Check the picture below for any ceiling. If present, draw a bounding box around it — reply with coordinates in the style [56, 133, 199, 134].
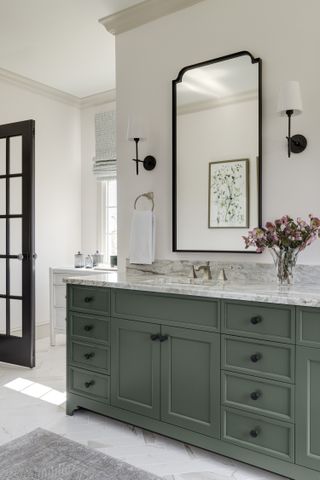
[0, 0, 143, 98]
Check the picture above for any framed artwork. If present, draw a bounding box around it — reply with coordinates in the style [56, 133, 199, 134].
[208, 158, 249, 228]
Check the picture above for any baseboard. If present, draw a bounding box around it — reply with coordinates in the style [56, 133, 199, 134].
[10, 322, 50, 340]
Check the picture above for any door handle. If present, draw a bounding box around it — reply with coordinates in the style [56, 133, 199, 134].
[159, 335, 169, 342]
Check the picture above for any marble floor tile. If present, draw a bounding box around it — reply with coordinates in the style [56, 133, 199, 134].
[0, 336, 287, 479]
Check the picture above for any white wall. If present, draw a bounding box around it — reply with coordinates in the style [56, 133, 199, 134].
[80, 100, 116, 255]
[116, 0, 320, 270]
[0, 79, 81, 328]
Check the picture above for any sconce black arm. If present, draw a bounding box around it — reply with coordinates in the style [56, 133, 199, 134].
[132, 137, 157, 175]
[286, 110, 307, 158]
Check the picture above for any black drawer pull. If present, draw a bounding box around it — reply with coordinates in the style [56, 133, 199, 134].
[250, 353, 262, 363]
[150, 334, 160, 341]
[84, 325, 94, 332]
[84, 296, 93, 303]
[159, 335, 169, 342]
[250, 390, 262, 401]
[84, 380, 95, 388]
[250, 428, 260, 438]
[84, 352, 95, 360]
[251, 316, 262, 325]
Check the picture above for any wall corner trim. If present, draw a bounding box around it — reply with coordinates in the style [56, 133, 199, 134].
[99, 0, 206, 35]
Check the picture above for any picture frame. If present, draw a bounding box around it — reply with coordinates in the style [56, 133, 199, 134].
[208, 158, 249, 228]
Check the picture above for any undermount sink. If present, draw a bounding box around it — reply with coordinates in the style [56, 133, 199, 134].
[139, 276, 219, 287]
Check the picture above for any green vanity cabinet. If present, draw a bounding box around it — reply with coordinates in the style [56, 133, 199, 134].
[110, 318, 161, 419]
[296, 346, 320, 471]
[66, 285, 320, 480]
[161, 326, 220, 437]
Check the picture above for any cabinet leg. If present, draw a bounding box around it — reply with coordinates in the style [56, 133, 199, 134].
[66, 402, 78, 416]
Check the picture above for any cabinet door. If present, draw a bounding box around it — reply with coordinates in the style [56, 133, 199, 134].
[111, 318, 160, 419]
[296, 346, 320, 471]
[161, 326, 220, 438]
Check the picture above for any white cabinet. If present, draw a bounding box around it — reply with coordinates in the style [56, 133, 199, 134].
[49, 267, 114, 345]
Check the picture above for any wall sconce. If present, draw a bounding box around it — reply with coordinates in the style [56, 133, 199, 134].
[277, 81, 307, 158]
[127, 116, 157, 175]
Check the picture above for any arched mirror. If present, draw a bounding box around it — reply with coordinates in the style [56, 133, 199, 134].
[172, 51, 262, 252]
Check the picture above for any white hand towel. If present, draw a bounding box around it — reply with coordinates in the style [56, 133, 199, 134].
[129, 210, 155, 264]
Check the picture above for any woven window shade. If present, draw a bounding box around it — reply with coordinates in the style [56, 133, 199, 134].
[93, 111, 116, 180]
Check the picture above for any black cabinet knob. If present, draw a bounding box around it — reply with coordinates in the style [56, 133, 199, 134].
[250, 353, 262, 363]
[250, 390, 261, 401]
[251, 316, 262, 325]
[159, 335, 169, 342]
[250, 428, 260, 438]
[84, 352, 95, 360]
[84, 380, 95, 388]
[150, 334, 160, 341]
[84, 325, 94, 332]
[84, 296, 93, 303]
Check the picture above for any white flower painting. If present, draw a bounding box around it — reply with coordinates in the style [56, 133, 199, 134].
[209, 159, 249, 228]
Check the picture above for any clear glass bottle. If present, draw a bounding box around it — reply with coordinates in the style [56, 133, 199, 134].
[74, 251, 85, 268]
[85, 255, 93, 269]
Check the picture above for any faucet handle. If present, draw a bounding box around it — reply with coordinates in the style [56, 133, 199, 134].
[189, 265, 196, 279]
[218, 268, 228, 282]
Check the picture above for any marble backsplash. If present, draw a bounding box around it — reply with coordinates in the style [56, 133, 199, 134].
[126, 259, 320, 285]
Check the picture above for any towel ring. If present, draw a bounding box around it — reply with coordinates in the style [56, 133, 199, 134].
[134, 192, 154, 211]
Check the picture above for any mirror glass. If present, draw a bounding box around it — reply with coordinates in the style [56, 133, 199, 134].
[173, 52, 261, 252]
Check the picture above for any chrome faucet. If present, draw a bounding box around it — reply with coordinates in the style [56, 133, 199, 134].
[193, 261, 212, 280]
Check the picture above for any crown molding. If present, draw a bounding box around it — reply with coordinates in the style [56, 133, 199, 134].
[80, 89, 116, 108]
[99, 0, 205, 35]
[0, 67, 80, 106]
[0, 67, 115, 109]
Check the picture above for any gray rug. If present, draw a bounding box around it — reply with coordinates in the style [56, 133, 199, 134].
[0, 428, 161, 479]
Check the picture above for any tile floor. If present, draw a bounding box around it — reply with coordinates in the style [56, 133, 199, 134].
[0, 336, 287, 480]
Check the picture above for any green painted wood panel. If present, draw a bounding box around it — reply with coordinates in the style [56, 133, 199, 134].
[222, 407, 294, 462]
[221, 371, 294, 422]
[161, 325, 220, 438]
[296, 346, 320, 471]
[69, 340, 110, 374]
[222, 335, 295, 383]
[297, 307, 320, 348]
[111, 317, 161, 419]
[68, 285, 110, 315]
[70, 311, 110, 344]
[69, 366, 110, 403]
[111, 289, 219, 330]
[222, 300, 295, 343]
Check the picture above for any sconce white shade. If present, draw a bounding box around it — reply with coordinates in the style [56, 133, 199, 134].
[277, 81, 303, 116]
[127, 115, 146, 141]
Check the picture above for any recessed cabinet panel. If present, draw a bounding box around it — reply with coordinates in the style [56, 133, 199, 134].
[69, 285, 110, 315]
[297, 307, 320, 348]
[296, 346, 320, 471]
[70, 312, 110, 344]
[69, 367, 110, 403]
[111, 318, 161, 419]
[222, 301, 295, 343]
[161, 326, 220, 438]
[112, 289, 219, 330]
[222, 335, 295, 383]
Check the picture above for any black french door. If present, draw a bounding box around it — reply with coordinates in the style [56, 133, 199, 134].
[0, 120, 35, 367]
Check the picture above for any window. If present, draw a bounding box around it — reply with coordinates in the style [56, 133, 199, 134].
[100, 177, 117, 263]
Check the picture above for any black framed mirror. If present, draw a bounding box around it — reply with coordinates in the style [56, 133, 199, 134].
[172, 51, 262, 253]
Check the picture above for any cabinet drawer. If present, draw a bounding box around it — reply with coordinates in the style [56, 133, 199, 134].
[69, 312, 110, 344]
[222, 371, 294, 422]
[70, 341, 110, 374]
[54, 286, 66, 308]
[69, 367, 110, 403]
[112, 289, 219, 330]
[68, 285, 110, 315]
[222, 301, 295, 343]
[297, 307, 320, 348]
[222, 335, 295, 383]
[222, 407, 294, 462]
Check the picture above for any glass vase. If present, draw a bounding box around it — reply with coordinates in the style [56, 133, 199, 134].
[269, 247, 300, 286]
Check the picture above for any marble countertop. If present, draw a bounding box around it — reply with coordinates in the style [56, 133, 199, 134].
[64, 271, 320, 308]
